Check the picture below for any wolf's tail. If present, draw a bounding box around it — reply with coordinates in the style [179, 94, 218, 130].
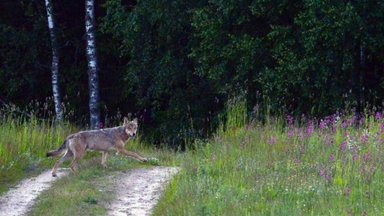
[46, 140, 67, 157]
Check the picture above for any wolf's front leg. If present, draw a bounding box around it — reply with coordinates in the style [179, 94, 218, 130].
[118, 148, 147, 162]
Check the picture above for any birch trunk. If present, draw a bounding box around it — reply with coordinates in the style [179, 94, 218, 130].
[44, 0, 63, 122]
[85, 0, 101, 129]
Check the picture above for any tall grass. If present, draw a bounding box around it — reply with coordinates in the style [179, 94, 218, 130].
[155, 103, 384, 215]
[0, 113, 76, 193]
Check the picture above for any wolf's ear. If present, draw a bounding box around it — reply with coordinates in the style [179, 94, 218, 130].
[123, 117, 129, 125]
[132, 118, 138, 124]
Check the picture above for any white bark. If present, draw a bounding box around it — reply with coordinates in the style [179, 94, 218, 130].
[45, 0, 63, 121]
[85, 0, 101, 129]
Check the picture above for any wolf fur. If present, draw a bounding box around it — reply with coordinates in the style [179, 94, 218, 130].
[46, 117, 147, 177]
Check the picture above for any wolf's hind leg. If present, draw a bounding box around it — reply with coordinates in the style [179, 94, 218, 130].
[68, 141, 86, 174]
[52, 150, 73, 177]
[101, 152, 108, 168]
[69, 154, 83, 174]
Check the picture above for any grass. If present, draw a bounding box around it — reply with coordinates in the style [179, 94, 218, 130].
[3, 102, 384, 215]
[154, 110, 384, 215]
[0, 114, 76, 194]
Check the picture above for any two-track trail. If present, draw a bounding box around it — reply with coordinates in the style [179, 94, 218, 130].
[0, 167, 179, 216]
[0, 169, 69, 216]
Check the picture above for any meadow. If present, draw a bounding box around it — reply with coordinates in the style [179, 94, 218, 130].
[155, 106, 384, 215]
[2, 103, 384, 215]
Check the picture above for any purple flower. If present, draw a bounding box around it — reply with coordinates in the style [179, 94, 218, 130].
[319, 120, 327, 130]
[341, 121, 348, 129]
[359, 117, 366, 126]
[363, 151, 371, 162]
[288, 129, 295, 139]
[305, 122, 314, 137]
[319, 167, 332, 182]
[319, 168, 326, 177]
[287, 115, 294, 126]
[360, 134, 369, 144]
[298, 131, 305, 142]
[339, 141, 347, 152]
[380, 123, 384, 132]
[375, 112, 382, 121]
[268, 136, 277, 146]
[353, 154, 358, 162]
[329, 154, 335, 162]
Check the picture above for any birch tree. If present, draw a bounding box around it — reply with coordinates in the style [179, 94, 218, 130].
[44, 0, 63, 121]
[85, 0, 101, 129]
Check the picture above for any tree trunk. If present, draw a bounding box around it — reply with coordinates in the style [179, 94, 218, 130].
[44, 0, 63, 122]
[85, 0, 101, 129]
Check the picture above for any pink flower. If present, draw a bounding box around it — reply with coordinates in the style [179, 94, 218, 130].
[305, 122, 314, 137]
[268, 136, 277, 146]
[363, 151, 371, 162]
[287, 115, 294, 126]
[319, 120, 327, 130]
[329, 154, 335, 162]
[380, 123, 384, 132]
[288, 129, 295, 139]
[360, 134, 369, 144]
[339, 141, 347, 152]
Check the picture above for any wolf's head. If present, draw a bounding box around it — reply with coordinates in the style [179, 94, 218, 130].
[123, 117, 138, 138]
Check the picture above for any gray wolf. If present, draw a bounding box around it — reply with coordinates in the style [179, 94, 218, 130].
[46, 117, 147, 177]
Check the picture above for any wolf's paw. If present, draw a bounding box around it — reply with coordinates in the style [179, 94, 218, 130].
[146, 157, 160, 166]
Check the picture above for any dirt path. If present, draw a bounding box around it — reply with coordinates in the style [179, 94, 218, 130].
[107, 167, 179, 216]
[0, 168, 69, 216]
[0, 167, 179, 216]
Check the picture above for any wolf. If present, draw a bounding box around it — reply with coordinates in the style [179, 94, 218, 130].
[46, 117, 147, 177]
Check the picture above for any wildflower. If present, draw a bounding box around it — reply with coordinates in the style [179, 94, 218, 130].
[380, 123, 384, 132]
[305, 122, 314, 137]
[319, 167, 332, 182]
[298, 130, 304, 142]
[341, 121, 348, 129]
[319, 120, 327, 130]
[329, 154, 335, 162]
[360, 130, 369, 144]
[287, 115, 294, 126]
[268, 136, 277, 146]
[319, 168, 325, 177]
[288, 129, 295, 139]
[375, 112, 382, 121]
[352, 154, 358, 162]
[339, 141, 347, 152]
[360, 134, 368, 144]
[359, 117, 366, 126]
[363, 151, 371, 163]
